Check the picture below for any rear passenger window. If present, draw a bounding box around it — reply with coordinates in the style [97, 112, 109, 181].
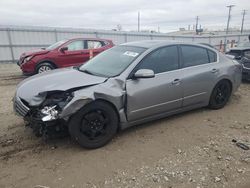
[208, 50, 217, 62]
[87, 41, 103, 49]
[181, 46, 209, 67]
[137, 46, 179, 74]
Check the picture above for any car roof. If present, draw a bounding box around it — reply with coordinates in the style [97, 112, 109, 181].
[67, 38, 112, 42]
[120, 40, 214, 50]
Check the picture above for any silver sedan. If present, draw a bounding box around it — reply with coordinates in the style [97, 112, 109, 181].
[14, 41, 242, 148]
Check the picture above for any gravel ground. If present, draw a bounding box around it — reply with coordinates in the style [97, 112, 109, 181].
[0, 63, 250, 188]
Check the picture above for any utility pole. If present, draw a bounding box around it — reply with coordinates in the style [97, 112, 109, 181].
[138, 11, 140, 32]
[224, 5, 235, 52]
[226, 5, 235, 34]
[195, 16, 199, 34]
[241, 10, 247, 34]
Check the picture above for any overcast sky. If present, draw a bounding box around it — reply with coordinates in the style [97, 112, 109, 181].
[0, 0, 249, 32]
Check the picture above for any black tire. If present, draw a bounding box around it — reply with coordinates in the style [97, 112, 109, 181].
[36, 62, 55, 74]
[209, 80, 232, 109]
[68, 101, 118, 149]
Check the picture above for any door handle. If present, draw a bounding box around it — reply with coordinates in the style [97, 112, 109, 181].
[211, 68, 219, 73]
[172, 79, 181, 85]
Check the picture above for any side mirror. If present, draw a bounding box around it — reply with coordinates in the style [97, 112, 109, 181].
[60, 46, 68, 53]
[133, 69, 155, 79]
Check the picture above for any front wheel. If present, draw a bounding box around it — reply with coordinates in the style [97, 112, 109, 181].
[68, 101, 118, 149]
[36, 62, 55, 74]
[209, 80, 232, 109]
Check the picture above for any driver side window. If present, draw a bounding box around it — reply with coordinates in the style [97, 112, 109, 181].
[136, 45, 179, 74]
[67, 40, 85, 51]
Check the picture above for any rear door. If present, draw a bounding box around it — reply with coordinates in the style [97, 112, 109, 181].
[126, 45, 183, 122]
[179, 45, 218, 107]
[86, 40, 105, 58]
[57, 40, 89, 67]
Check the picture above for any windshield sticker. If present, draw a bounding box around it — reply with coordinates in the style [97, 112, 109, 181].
[123, 51, 139, 57]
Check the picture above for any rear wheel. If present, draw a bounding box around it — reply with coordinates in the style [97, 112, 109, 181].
[209, 80, 232, 109]
[68, 101, 118, 149]
[36, 62, 55, 74]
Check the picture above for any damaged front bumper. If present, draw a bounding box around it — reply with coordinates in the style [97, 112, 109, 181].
[14, 95, 59, 122]
[13, 95, 68, 137]
[24, 116, 63, 137]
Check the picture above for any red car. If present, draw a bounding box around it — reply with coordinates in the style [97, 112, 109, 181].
[17, 38, 114, 75]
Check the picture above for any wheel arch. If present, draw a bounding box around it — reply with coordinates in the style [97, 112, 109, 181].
[94, 99, 121, 130]
[67, 98, 120, 149]
[208, 78, 233, 108]
[206, 77, 233, 104]
[214, 78, 233, 92]
[36, 59, 57, 70]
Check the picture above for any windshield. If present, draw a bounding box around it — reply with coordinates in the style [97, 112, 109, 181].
[46, 40, 67, 50]
[79, 46, 146, 77]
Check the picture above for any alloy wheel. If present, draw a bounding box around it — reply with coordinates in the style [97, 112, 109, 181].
[214, 83, 230, 105]
[80, 110, 109, 140]
[38, 65, 52, 73]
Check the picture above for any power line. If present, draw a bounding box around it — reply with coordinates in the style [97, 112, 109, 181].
[241, 10, 247, 34]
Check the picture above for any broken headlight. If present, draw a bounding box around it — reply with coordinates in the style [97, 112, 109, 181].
[22, 55, 33, 64]
[41, 105, 58, 121]
[40, 91, 73, 122]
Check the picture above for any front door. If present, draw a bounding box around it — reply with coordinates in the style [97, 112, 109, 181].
[57, 40, 89, 67]
[126, 45, 183, 122]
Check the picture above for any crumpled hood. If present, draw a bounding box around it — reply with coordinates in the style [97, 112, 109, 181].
[16, 67, 107, 106]
[20, 48, 50, 58]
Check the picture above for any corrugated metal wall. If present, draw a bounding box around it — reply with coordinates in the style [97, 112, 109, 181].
[0, 26, 249, 63]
